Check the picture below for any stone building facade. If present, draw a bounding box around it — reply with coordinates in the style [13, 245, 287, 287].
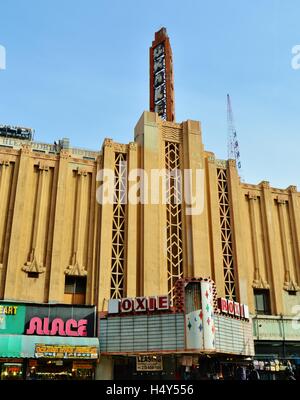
[0, 113, 299, 319]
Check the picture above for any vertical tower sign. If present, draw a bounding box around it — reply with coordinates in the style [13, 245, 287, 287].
[150, 28, 175, 122]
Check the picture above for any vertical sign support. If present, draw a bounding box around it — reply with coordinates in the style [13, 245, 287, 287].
[150, 28, 175, 122]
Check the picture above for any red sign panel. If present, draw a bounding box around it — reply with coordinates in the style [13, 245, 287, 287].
[218, 298, 249, 319]
[108, 295, 170, 314]
[26, 317, 88, 336]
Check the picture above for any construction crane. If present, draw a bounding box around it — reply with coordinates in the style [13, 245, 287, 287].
[227, 94, 242, 177]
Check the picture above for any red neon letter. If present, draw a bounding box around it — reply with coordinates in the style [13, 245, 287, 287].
[234, 302, 240, 317]
[26, 317, 43, 335]
[77, 319, 88, 336]
[121, 298, 133, 312]
[228, 300, 234, 315]
[148, 297, 157, 311]
[218, 298, 228, 314]
[240, 304, 245, 318]
[157, 296, 169, 310]
[42, 318, 50, 335]
[50, 318, 66, 336]
[134, 297, 147, 312]
[65, 319, 79, 336]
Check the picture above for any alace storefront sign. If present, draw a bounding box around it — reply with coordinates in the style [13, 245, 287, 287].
[218, 298, 249, 319]
[26, 317, 88, 336]
[108, 295, 170, 314]
[35, 344, 98, 359]
[25, 305, 96, 337]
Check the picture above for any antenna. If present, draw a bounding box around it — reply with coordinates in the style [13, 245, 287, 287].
[227, 94, 242, 177]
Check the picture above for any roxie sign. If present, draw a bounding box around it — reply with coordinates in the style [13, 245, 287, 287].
[218, 298, 250, 320]
[108, 295, 170, 314]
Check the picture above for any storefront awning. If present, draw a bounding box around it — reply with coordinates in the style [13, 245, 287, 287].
[0, 335, 99, 358]
[0, 335, 23, 357]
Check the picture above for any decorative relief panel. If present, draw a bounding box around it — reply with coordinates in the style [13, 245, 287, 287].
[246, 192, 269, 290]
[165, 141, 183, 302]
[110, 153, 127, 299]
[22, 165, 50, 275]
[215, 159, 227, 169]
[0, 161, 14, 270]
[113, 143, 128, 153]
[217, 168, 237, 301]
[275, 197, 299, 291]
[64, 168, 89, 277]
[162, 126, 183, 143]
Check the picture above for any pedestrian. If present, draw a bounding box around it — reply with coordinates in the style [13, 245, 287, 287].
[235, 365, 247, 380]
[248, 364, 260, 380]
[285, 368, 296, 381]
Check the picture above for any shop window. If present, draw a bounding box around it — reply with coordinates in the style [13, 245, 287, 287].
[64, 276, 86, 305]
[0, 363, 23, 380]
[254, 289, 271, 315]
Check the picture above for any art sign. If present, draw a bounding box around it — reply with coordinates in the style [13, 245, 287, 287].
[0, 305, 18, 315]
[0, 302, 26, 334]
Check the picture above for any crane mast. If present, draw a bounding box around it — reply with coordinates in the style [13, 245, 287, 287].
[227, 94, 242, 176]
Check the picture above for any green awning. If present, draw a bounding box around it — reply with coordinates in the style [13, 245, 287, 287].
[0, 335, 23, 357]
[0, 335, 99, 358]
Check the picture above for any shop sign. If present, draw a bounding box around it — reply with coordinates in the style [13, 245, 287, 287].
[181, 355, 193, 367]
[0, 305, 18, 315]
[0, 305, 18, 330]
[218, 298, 249, 319]
[108, 295, 170, 314]
[73, 362, 93, 369]
[136, 355, 163, 371]
[0, 302, 26, 334]
[34, 344, 98, 359]
[25, 305, 96, 337]
[26, 317, 88, 336]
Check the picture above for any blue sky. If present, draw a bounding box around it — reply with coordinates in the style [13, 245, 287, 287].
[0, 0, 300, 188]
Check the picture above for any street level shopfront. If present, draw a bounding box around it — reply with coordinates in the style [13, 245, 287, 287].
[0, 302, 99, 380]
[252, 315, 300, 380]
[253, 340, 300, 380]
[98, 278, 255, 380]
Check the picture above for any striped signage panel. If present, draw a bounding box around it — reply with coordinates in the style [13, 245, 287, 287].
[99, 313, 185, 353]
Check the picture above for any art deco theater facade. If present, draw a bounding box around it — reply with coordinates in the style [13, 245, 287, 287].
[0, 28, 299, 380]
